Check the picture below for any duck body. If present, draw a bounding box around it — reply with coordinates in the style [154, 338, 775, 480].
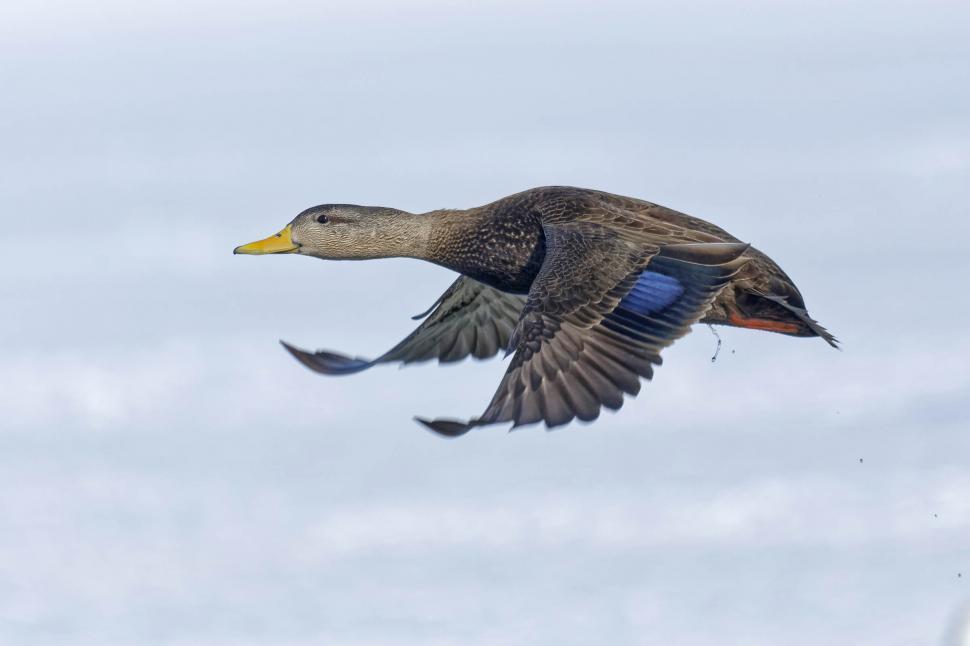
[421, 186, 830, 341]
[235, 185, 836, 436]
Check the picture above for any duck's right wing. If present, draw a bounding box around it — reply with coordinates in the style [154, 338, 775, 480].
[416, 222, 750, 436]
[280, 276, 527, 375]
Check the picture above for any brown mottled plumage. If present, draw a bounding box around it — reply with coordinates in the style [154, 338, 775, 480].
[235, 186, 836, 436]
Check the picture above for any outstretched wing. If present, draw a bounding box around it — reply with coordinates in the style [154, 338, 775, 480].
[417, 223, 749, 436]
[281, 276, 527, 375]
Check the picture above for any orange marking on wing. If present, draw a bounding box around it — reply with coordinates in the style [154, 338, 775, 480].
[728, 313, 801, 334]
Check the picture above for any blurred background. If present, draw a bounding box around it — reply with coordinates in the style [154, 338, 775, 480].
[2, 0, 969, 644]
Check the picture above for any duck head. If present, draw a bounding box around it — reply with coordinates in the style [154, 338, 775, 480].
[234, 204, 422, 260]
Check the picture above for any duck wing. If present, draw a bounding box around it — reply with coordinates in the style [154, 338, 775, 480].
[280, 276, 527, 375]
[416, 222, 750, 436]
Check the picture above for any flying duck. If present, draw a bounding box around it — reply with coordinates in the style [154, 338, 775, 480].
[235, 186, 836, 436]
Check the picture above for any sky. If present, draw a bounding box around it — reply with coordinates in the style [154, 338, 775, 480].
[1, 0, 969, 644]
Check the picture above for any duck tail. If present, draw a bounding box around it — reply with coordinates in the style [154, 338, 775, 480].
[702, 251, 839, 348]
[732, 288, 840, 348]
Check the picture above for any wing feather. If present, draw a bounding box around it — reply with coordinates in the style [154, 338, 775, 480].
[282, 277, 527, 375]
[417, 224, 750, 436]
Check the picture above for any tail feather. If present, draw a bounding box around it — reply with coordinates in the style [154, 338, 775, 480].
[750, 290, 839, 348]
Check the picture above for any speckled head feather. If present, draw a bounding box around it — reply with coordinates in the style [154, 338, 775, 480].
[288, 204, 432, 261]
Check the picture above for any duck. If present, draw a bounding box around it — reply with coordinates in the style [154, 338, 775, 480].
[234, 186, 836, 436]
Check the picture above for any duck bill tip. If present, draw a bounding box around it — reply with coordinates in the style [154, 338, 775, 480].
[234, 224, 299, 255]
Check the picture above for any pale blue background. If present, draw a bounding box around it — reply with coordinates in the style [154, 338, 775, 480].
[2, 1, 969, 644]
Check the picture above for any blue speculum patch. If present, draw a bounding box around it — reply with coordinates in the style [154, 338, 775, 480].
[618, 271, 685, 315]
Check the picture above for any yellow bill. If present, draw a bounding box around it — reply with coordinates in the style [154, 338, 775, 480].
[233, 224, 299, 255]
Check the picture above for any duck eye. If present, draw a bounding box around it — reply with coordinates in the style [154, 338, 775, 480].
[316, 214, 330, 224]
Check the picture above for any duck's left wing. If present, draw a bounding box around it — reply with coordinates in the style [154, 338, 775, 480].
[417, 223, 750, 436]
[280, 276, 527, 375]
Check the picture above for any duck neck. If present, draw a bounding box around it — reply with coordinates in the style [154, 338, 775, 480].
[364, 207, 543, 293]
[341, 209, 437, 260]
[341, 208, 488, 261]
[418, 208, 490, 265]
